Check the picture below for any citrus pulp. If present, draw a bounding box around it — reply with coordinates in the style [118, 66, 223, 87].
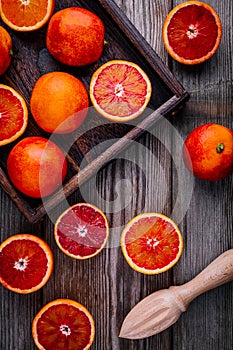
[54, 203, 109, 259]
[121, 213, 183, 274]
[0, 234, 53, 294]
[32, 299, 95, 350]
[0, 84, 28, 146]
[162, 1, 222, 64]
[90, 60, 152, 122]
[0, 0, 55, 31]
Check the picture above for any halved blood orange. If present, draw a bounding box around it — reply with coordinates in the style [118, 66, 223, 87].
[0, 234, 53, 294]
[162, 1, 222, 65]
[0, 84, 28, 146]
[90, 60, 152, 122]
[54, 203, 109, 260]
[0, 0, 55, 32]
[121, 213, 183, 274]
[32, 299, 95, 350]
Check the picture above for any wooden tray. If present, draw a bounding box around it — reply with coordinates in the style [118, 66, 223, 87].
[0, 0, 189, 223]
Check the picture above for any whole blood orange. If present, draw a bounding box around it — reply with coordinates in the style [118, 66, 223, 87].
[0, 0, 55, 31]
[46, 7, 105, 66]
[90, 60, 152, 122]
[0, 84, 28, 146]
[54, 203, 109, 259]
[7, 136, 68, 198]
[0, 234, 53, 294]
[162, 1, 222, 64]
[183, 123, 233, 181]
[30, 72, 89, 134]
[0, 26, 12, 75]
[121, 213, 183, 275]
[32, 299, 95, 350]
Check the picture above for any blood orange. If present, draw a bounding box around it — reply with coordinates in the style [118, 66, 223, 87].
[0, 0, 55, 32]
[183, 123, 233, 181]
[162, 1, 222, 65]
[121, 213, 183, 274]
[7, 136, 67, 198]
[54, 203, 109, 260]
[30, 72, 89, 134]
[0, 84, 28, 146]
[46, 7, 105, 66]
[32, 299, 95, 350]
[0, 26, 12, 75]
[90, 60, 152, 122]
[0, 234, 53, 294]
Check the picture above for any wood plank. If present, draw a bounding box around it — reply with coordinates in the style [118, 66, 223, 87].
[171, 0, 233, 349]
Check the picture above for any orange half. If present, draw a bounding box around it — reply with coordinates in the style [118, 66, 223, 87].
[0, 0, 55, 32]
[121, 213, 183, 274]
[162, 1, 222, 65]
[54, 203, 109, 260]
[0, 234, 53, 294]
[90, 60, 152, 122]
[0, 84, 28, 146]
[32, 299, 95, 350]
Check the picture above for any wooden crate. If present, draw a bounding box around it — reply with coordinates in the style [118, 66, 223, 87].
[0, 0, 189, 223]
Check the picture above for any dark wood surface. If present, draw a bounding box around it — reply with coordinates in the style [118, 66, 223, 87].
[0, 0, 232, 349]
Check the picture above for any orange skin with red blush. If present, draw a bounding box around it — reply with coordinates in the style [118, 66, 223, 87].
[0, 26, 12, 75]
[7, 136, 67, 198]
[46, 7, 105, 66]
[183, 123, 233, 181]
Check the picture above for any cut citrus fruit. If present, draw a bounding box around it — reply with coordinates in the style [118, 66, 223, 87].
[54, 203, 109, 260]
[90, 60, 152, 122]
[121, 213, 183, 274]
[0, 84, 28, 146]
[0, 234, 53, 294]
[162, 1, 222, 65]
[32, 299, 95, 350]
[0, 0, 55, 32]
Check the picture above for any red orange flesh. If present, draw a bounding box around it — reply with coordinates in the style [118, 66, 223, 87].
[54, 203, 109, 259]
[0, 234, 53, 294]
[121, 213, 183, 274]
[90, 60, 152, 122]
[0, 0, 55, 31]
[0, 84, 28, 146]
[162, 1, 222, 64]
[32, 299, 95, 350]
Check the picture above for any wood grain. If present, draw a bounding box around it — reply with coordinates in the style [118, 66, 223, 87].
[0, 0, 232, 350]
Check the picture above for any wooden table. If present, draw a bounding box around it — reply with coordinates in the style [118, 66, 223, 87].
[1, 0, 232, 349]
